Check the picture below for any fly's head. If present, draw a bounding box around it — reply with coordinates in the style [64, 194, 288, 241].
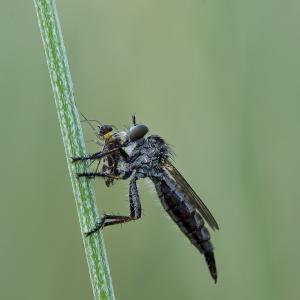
[128, 124, 149, 141]
[127, 114, 149, 142]
[120, 115, 149, 158]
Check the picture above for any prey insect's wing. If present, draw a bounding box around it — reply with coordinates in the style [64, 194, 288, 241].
[164, 160, 219, 231]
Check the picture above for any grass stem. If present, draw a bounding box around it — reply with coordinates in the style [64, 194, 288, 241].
[33, 1, 116, 299]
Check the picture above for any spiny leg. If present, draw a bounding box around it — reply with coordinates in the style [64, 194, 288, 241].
[77, 171, 130, 180]
[72, 148, 120, 162]
[77, 171, 107, 179]
[128, 175, 141, 219]
[72, 150, 102, 162]
[85, 176, 141, 236]
[85, 215, 132, 236]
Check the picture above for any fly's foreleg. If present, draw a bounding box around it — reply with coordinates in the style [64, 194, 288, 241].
[72, 148, 120, 162]
[85, 176, 141, 236]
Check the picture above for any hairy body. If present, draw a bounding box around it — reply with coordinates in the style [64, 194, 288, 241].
[74, 119, 219, 282]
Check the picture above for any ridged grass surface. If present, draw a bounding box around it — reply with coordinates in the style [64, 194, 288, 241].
[33, 1, 115, 299]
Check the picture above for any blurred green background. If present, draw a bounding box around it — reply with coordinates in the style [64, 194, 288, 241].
[1, 1, 299, 299]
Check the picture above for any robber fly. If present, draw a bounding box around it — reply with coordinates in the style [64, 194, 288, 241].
[73, 115, 219, 283]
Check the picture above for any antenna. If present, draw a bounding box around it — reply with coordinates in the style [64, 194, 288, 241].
[79, 111, 101, 136]
[132, 113, 136, 126]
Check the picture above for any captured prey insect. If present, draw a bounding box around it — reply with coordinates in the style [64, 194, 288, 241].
[72, 115, 219, 283]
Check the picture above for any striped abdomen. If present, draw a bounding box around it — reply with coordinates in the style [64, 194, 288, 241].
[153, 176, 217, 283]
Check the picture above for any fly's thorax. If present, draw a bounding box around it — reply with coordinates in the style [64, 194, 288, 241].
[120, 134, 170, 178]
[146, 135, 170, 158]
[125, 140, 163, 175]
[122, 141, 137, 157]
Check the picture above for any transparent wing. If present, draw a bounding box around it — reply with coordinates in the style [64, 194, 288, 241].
[164, 160, 219, 231]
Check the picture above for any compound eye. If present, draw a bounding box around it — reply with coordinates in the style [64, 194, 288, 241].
[128, 124, 148, 141]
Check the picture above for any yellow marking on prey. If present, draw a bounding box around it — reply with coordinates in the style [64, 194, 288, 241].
[103, 132, 113, 140]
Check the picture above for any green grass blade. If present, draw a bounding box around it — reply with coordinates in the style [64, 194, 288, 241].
[33, 1, 116, 299]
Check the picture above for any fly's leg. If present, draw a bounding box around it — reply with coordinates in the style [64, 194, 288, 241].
[85, 139, 104, 147]
[72, 148, 120, 162]
[85, 215, 132, 236]
[128, 175, 142, 219]
[76, 171, 130, 180]
[85, 176, 141, 236]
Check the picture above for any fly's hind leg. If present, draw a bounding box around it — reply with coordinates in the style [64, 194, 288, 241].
[85, 176, 141, 236]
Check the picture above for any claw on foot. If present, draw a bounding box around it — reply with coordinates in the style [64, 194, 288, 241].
[84, 220, 105, 237]
[71, 157, 80, 163]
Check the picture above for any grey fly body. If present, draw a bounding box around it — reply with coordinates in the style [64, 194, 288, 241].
[73, 115, 219, 283]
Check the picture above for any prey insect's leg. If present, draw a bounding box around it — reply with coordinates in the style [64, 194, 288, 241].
[85, 176, 142, 236]
[86, 139, 104, 147]
[72, 148, 120, 162]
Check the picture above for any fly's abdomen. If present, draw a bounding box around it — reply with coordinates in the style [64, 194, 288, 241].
[154, 179, 217, 282]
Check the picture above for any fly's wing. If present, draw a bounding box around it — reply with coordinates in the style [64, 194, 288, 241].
[164, 160, 219, 231]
